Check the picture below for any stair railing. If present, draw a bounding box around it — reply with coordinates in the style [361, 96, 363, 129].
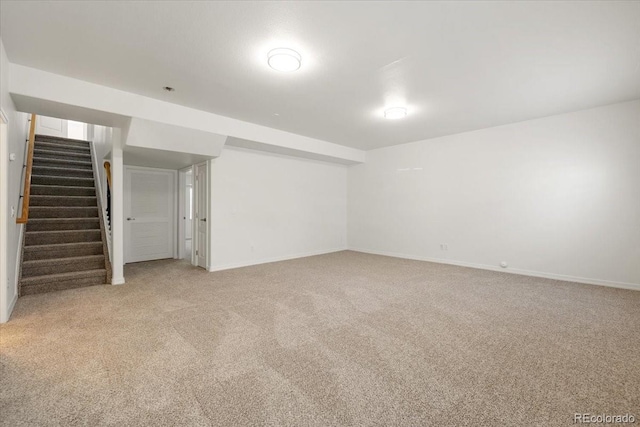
[104, 161, 111, 192]
[103, 160, 112, 255]
[16, 114, 37, 224]
[104, 161, 111, 230]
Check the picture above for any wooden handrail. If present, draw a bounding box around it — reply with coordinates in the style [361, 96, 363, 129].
[104, 161, 111, 189]
[16, 114, 37, 224]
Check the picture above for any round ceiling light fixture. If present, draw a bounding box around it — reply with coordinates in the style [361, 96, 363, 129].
[268, 48, 302, 72]
[384, 107, 408, 120]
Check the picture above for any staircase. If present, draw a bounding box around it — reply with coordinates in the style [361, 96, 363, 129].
[19, 134, 110, 296]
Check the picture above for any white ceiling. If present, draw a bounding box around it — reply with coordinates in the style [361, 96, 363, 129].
[2, 1, 639, 150]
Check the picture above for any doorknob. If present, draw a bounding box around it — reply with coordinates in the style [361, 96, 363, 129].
[200, 218, 206, 222]
[127, 217, 136, 221]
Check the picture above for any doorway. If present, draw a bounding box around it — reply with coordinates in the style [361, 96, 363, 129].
[194, 162, 208, 269]
[178, 167, 194, 262]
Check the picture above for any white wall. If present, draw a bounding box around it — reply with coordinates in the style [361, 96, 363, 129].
[349, 100, 640, 289]
[0, 38, 29, 322]
[123, 118, 224, 169]
[89, 124, 113, 262]
[209, 147, 348, 271]
[90, 124, 112, 208]
[126, 118, 226, 157]
[110, 126, 126, 285]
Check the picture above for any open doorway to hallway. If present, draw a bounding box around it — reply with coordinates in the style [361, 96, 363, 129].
[185, 169, 193, 260]
[178, 163, 207, 269]
[178, 167, 193, 262]
[194, 162, 208, 270]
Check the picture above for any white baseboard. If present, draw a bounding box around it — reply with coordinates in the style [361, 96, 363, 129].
[348, 248, 640, 292]
[111, 277, 125, 285]
[208, 247, 348, 272]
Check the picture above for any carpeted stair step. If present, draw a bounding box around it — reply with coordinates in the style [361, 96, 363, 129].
[33, 148, 91, 161]
[25, 229, 102, 246]
[32, 156, 93, 170]
[30, 195, 98, 207]
[35, 138, 90, 150]
[23, 241, 104, 261]
[35, 135, 90, 146]
[27, 218, 101, 232]
[31, 175, 95, 187]
[20, 269, 107, 296]
[30, 184, 96, 197]
[35, 134, 90, 146]
[21, 255, 105, 278]
[29, 206, 99, 219]
[32, 165, 94, 178]
[35, 134, 91, 146]
[34, 141, 90, 154]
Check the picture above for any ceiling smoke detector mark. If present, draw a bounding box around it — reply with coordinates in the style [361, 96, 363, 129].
[163, 86, 175, 92]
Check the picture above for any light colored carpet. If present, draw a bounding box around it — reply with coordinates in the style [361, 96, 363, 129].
[1, 251, 639, 426]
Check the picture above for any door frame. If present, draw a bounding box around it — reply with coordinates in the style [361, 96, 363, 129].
[193, 162, 209, 269]
[123, 165, 178, 264]
[0, 110, 9, 323]
[177, 166, 194, 262]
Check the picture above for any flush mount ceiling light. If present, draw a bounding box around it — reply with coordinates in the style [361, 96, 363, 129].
[384, 107, 408, 120]
[268, 48, 302, 72]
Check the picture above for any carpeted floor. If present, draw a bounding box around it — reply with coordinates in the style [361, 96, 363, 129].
[1, 251, 639, 426]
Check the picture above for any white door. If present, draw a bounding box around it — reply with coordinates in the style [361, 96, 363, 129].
[36, 116, 68, 137]
[125, 167, 176, 263]
[194, 163, 207, 269]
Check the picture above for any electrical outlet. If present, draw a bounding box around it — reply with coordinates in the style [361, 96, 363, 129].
[10, 206, 15, 218]
[440, 244, 448, 251]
